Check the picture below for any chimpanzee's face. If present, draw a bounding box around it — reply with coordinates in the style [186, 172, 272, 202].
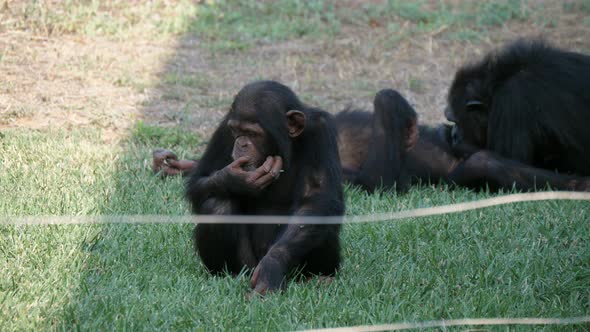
[227, 81, 307, 173]
[227, 118, 270, 171]
[446, 77, 489, 149]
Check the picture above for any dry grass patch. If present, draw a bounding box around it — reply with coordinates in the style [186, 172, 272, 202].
[1, 0, 589, 138]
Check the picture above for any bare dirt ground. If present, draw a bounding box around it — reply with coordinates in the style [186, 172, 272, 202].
[1, 1, 589, 143]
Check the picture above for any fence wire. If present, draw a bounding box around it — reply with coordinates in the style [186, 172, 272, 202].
[2, 191, 589, 225]
[302, 316, 590, 331]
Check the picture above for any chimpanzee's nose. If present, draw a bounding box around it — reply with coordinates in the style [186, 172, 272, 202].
[236, 136, 249, 148]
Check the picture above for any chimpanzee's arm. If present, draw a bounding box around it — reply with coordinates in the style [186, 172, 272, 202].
[448, 150, 590, 191]
[249, 189, 343, 295]
[185, 119, 236, 212]
[152, 149, 198, 177]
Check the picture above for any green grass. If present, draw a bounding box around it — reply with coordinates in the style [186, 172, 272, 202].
[1, 129, 589, 330]
[0, 0, 198, 38]
[187, 0, 340, 51]
[564, 0, 590, 13]
[2, 0, 577, 48]
[132, 121, 204, 151]
[338, 0, 535, 44]
[475, 0, 530, 26]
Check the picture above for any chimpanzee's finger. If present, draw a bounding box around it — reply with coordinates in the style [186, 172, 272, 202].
[250, 157, 274, 180]
[269, 156, 283, 179]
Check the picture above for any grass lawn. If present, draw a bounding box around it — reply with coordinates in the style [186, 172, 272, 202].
[1, 1, 590, 330]
[1, 128, 588, 330]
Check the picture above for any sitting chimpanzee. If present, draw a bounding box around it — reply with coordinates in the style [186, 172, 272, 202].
[445, 39, 590, 176]
[185, 80, 344, 295]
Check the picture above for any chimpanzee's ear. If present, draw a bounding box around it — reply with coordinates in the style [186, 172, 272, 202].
[286, 110, 305, 138]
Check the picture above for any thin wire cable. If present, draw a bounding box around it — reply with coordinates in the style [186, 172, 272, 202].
[1, 191, 588, 225]
[300, 316, 590, 332]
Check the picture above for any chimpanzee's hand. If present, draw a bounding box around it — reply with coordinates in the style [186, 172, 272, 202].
[249, 255, 286, 296]
[153, 149, 197, 176]
[219, 156, 283, 196]
[153, 149, 181, 176]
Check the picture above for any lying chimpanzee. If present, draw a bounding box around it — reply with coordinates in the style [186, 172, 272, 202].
[185, 80, 344, 295]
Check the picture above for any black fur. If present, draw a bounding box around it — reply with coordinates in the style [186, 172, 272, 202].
[447, 39, 590, 175]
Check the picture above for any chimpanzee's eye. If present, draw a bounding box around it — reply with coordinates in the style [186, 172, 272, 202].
[245, 130, 258, 137]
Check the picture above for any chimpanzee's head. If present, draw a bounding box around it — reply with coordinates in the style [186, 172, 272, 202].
[445, 65, 490, 149]
[227, 81, 306, 171]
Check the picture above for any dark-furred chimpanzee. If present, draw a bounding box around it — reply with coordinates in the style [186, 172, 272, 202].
[185, 80, 343, 295]
[445, 39, 590, 175]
